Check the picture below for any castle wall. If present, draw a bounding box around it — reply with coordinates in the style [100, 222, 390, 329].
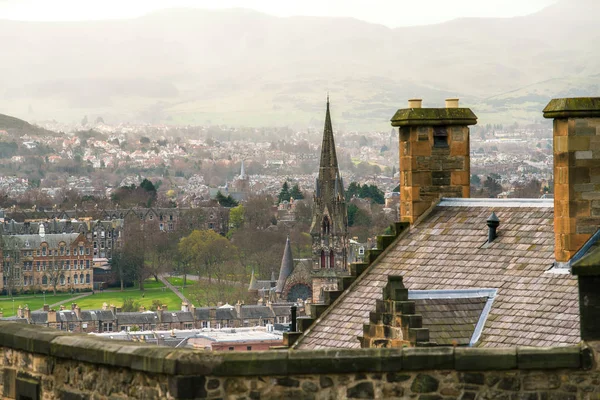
[0, 321, 594, 399]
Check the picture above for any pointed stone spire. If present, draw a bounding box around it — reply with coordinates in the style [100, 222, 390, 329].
[248, 268, 259, 291]
[240, 160, 246, 179]
[319, 96, 339, 179]
[276, 236, 294, 294]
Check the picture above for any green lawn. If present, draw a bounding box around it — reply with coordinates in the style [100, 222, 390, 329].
[55, 287, 183, 312]
[166, 277, 196, 287]
[136, 278, 165, 290]
[0, 294, 77, 317]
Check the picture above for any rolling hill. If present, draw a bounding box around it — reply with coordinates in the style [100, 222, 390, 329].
[0, 0, 598, 130]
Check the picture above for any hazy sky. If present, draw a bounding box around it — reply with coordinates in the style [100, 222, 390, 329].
[0, 0, 557, 27]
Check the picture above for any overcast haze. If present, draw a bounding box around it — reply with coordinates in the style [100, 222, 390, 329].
[0, 0, 597, 129]
[0, 0, 557, 27]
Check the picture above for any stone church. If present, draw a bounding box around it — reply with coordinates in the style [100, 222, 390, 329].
[248, 98, 350, 304]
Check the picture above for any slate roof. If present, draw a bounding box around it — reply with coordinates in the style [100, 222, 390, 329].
[415, 297, 487, 346]
[80, 310, 116, 322]
[30, 312, 48, 324]
[295, 199, 580, 349]
[160, 311, 194, 323]
[239, 305, 275, 320]
[117, 312, 159, 325]
[194, 308, 237, 321]
[3, 233, 83, 249]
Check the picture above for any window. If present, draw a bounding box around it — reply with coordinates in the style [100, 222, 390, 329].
[42, 261, 46, 270]
[79, 274, 84, 284]
[86, 248, 90, 255]
[159, 223, 164, 231]
[42, 275, 48, 285]
[66, 260, 70, 270]
[60, 246, 64, 255]
[41, 247, 46, 256]
[93, 241, 97, 249]
[103, 322, 113, 332]
[60, 275, 65, 285]
[79, 246, 84, 255]
[246, 346, 252, 351]
[85, 274, 90, 284]
[228, 347, 234, 351]
[36, 261, 40, 271]
[168, 223, 174, 231]
[66, 249, 70, 256]
[149, 214, 153, 220]
[74, 275, 78, 284]
[86, 260, 90, 269]
[433, 127, 448, 148]
[202, 321, 208, 328]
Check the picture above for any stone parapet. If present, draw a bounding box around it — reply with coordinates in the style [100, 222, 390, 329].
[0, 321, 595, 399]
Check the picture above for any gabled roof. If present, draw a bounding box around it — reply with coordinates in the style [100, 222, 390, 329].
[160, 311, 194, 323]
[295, 198, 580, 349]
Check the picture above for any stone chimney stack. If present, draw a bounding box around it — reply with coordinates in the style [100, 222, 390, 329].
[43, 304, 49, 312]
[17, 306, 23, 318]
[24, 306, 31, 321]
[47, 309, 57, 324]
[543, 98, 600, 263]
[74, 306, 81, 319]
[391, 99, 477, 224]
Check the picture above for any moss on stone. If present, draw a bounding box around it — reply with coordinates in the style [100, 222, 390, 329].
[390, 108, 477, 127]
[543, 97, 600, 119]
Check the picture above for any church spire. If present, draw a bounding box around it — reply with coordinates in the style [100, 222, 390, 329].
[240, 159, 246, 179]
[276, 236, 294, 294]
[319, 96, 339, 177]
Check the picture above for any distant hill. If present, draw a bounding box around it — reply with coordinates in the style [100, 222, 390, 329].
[0, 113, 33, 131]
[0, 113, 56, 136]
[0, 0, 598, 129]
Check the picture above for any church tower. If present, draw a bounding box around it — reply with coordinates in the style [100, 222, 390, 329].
[310, 97, 349, 303]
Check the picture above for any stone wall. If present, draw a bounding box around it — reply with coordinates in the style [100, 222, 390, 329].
[0, 322, 596, 399]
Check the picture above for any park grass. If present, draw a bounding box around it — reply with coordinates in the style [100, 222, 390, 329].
[54, 287, 183, 312]
[0, 294, 76, 317]
[166, 277, 196, 287]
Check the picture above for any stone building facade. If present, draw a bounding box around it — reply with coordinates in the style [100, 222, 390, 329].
[0, 226, 94, 294]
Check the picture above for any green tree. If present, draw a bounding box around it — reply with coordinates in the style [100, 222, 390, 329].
[215, 191, 239, 207]
[178, 230, 236, 284]
[470, 174, 481, 186]
[289, 184, 304, 200]
[121, 298, 141, 312]
[229, 204, 245, 233]
[278, 181, 291, 204]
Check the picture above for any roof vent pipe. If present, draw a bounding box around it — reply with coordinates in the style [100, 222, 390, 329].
[487, 212, 500, 243]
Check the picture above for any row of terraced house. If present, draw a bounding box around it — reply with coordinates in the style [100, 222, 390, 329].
[0, 301, 292, 333]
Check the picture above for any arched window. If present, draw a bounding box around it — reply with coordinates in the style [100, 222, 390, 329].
[74, 275, 78, 284]
[42, 275, 48, 285]
[320, 250, 325, 268]
[330, 250, 335, 269]
[60, 275, 65, 285]
[322, 217, 330, 235]
[79, 274, 84, 284]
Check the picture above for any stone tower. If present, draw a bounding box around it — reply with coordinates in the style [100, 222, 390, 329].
[310, 98, 349, 303]
[391, 98, 477, 224]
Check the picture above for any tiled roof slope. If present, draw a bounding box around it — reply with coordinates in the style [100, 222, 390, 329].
[296, 200, 579, 349]
[415, 297, 486, 346]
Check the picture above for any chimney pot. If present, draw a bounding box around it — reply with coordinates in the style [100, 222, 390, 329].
[445, 98, 459, 108]
[487, 212, 500, 243]
[408, 99, 422, 109]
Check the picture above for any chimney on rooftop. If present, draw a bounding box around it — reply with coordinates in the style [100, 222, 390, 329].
[408, 99, 422, 109]
[391, 99, 477, 224]
[43, 304, 49, 312]
[445, 98, 459, 108]
[543, 97, 600, 263]
[24, 306, 31, 321]
[487, 212, 500, 243]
